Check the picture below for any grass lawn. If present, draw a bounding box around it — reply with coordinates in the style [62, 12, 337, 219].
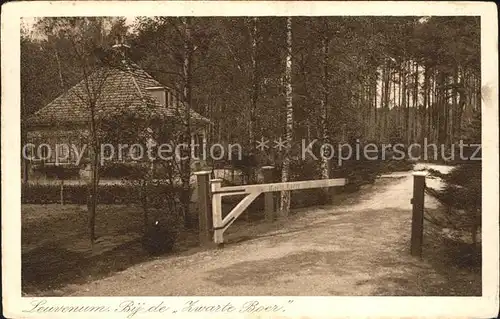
[22, 203, 198, 295]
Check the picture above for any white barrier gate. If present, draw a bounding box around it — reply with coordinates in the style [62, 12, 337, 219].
[210, 178, 346, 244]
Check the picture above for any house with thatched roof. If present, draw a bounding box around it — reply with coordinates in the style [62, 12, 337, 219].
[23, 42, 211, 180]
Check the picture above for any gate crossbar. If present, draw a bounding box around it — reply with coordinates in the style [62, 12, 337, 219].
[212, 178, 346, 194]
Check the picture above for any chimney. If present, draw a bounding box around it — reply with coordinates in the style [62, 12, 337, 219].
[112, 36, 131, 61]
[146, 87, 169, 107]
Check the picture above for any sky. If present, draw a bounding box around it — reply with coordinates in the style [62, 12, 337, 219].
[21, 16, 136, 31]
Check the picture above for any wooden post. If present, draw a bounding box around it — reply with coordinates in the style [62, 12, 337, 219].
[411, 172, 426, 257]
[211, 179, 224, 246]
[22, 159, 29, 183]
[193, 161, 201, 172]
[262, 166, 275, 222]
[195, 171, 212, 247]
[60, 179, 64, 205]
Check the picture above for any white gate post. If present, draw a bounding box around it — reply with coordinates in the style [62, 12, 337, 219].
[210, 179, 224, 245]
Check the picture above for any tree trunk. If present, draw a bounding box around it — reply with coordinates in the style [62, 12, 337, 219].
[398, 64, 402, 131]
[456, 67, 466, 135]
[85, 96, 100, 247]
[432, 68, 438, 143]
[21, 126, 29, 183]
[248, 17, 259, 186]
[380, 65, 385, 141]
[320, 32, 330, 180]
[280, 17, 293, 217]
[89, 149, 99, 245]
[413, 62, 419, 144]
[48, 33, 65, 91]
[451, 67, 458, 143]
[181, 17, 193, 228]
[475, 72, 481, 111]
[383, 61, 390, 142]
[405, 61, 411, 145]
[443, 75, 450, 145]
[391, 68, 396, 137]
[87, 136, 99, 247]
[401, 61, 407, 144]
[372, 70, 378, 141]
[249, 17, 258, 149]
[421, 65, 429, 149]
[54, 47, 65, 90]
[436, 71, 447, 148]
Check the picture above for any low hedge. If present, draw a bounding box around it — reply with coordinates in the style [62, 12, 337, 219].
[31, 163, 151, 180]
[31, 165, 81, 179]
[22, 183, 183, 205]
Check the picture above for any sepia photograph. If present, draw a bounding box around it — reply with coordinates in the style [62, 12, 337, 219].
[2, 1, 498, 318]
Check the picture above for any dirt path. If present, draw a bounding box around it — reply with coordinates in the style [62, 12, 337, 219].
[62, 166, 480, 296]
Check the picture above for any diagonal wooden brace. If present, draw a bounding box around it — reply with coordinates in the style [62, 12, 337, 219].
[221, 192, 260, 230]
[212, 192, 261, 244]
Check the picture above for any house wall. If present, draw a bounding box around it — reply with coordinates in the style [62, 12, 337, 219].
[24, 125, 209, 181]
[25, 127, 89, 165]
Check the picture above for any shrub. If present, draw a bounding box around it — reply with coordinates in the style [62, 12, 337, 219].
[426, 163, 481, 245]
[289, 158, 322, 181]
[100, 162, 146, 179]
[142, 212, 182, 255]
[425, 112, 481, 245]
[331, 157, 382, 191]
[22, 183, 62, 204]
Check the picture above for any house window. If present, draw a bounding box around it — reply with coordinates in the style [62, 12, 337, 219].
[40, 144, 49, 161]
[58, 144, 68, 164]
[146, 87, 167, 107]
[167, 90, 172, 107]
[68, 143, 74, 162]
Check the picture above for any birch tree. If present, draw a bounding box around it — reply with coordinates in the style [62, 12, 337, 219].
[320, 19, 330, 180]
[180, 16, 194, 227]
[280, 17, 293, 217]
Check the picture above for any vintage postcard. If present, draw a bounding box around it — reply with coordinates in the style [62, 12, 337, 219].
[1, 1, 498, 318]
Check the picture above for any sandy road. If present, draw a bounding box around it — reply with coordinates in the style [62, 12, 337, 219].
[64, 164, 478, 296]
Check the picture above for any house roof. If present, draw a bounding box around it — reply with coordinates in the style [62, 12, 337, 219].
[25, 60, 211, 127]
